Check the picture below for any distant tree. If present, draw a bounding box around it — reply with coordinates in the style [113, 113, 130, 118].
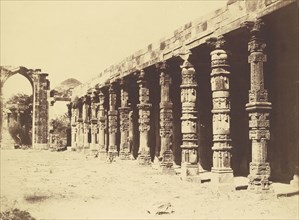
[50, 113, 69, 150]
[51, 113, 69, 138]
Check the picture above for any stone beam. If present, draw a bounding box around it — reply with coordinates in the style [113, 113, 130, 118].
[71, 0, 294, 97]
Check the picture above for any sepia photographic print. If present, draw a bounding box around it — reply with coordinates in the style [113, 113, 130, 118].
[0, 0, 298, 219]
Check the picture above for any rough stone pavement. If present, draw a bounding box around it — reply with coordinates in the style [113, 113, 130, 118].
[1, 149, 298, 219]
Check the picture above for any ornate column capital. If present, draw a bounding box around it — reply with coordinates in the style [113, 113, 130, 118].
[242, 18, 265, 37]
[155, 61, 169, 72]
[242, 19, 267, 54]
[206, 35, 226, 50]
[178, 49, 192, 66]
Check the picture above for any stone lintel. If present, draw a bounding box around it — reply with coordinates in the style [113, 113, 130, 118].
[70, 0, 294, 97]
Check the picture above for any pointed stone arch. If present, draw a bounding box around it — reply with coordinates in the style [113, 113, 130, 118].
[0, 66, 50, 149]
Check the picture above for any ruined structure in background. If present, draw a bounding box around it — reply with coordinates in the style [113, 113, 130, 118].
[49, 78, 81, 150]
[0, 66, 50, 149]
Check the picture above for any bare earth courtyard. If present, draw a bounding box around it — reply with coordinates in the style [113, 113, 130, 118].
[0, 149, 298, 220]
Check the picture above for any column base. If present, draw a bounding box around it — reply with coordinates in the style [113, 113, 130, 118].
[98, 150, 107, 160]
[107, 145, 118, 163]
[161, 150, 174, 168]
[70, 143, 77, 151]
[211, 168, 235, 191]
[138, 150, 151, 165]
[90, 143, 99, 150]
[33, 143, 48, 150]
[83, 144, 90, 149]
[181, 163, 201, 183]
[248, 162, 273, 198]
[76, 145, 83, 152]
[290, 175, 299, 189]
[107, 151, 118, 163]
[90, 144, 99, 157]
[119, 150, 131, 160]
[161, 166, 176, 175]
[247, 185, 275, 200]
[107, 151, 116, 163]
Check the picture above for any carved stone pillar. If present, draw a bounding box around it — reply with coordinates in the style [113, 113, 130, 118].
[180, 52, 201, 182]
[82, 95, 90, 150]
[107, 83, 118, 162]
[206, 36, 234, 188]
[76, 99, 84, 150]
[90, 90, 99, 155]
[97, 90, 107, 160]
[244, 19, 273, 195]
[32, 72, 49, 149]
[128, 110, 134, 158]
[157, 62, 175, 173]
[71, 105, 78, 150]
[137, 70, 152, 165]
[119, 79, 131, 160]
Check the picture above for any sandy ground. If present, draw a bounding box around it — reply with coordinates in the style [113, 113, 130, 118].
[0, 149, 298, 220]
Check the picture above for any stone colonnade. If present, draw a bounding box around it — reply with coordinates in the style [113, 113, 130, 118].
[70, 19, 273, 195]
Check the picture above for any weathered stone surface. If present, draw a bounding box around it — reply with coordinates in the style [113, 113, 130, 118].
[206, 36, 234, 188]
[157, 61, 174, 171]
[0, 66, 49, 149]
[137, 70, 152, 165]
[179, 51, 202, 181]
[245, 19, 273, 195]
[107, 83, 118, 162]
[119, 79, 131, 160]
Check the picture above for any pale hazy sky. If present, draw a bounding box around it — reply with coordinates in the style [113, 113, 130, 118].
[1, 0, 227, 97]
